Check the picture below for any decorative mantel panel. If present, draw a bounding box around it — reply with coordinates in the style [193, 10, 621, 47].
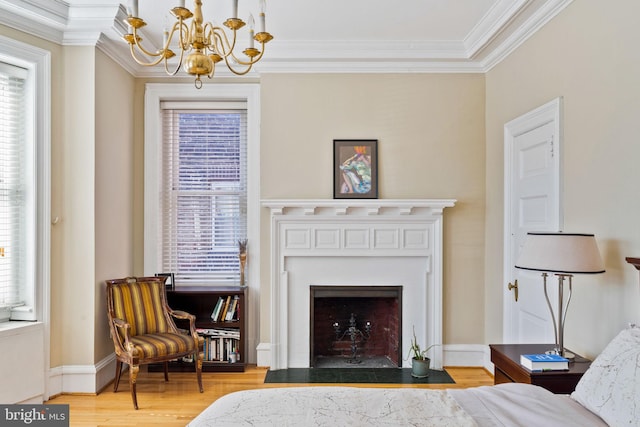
[262, 199, 456, 370]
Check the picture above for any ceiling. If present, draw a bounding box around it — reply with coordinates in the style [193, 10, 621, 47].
[0, 0, 573, 77]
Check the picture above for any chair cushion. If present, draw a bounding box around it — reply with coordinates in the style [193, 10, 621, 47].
[129, 333, 199, 359]
[111, 280, 170, 336]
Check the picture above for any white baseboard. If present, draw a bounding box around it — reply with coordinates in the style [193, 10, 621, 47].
[46, 344, 494, 396]
[443, 344, 495, 373]
[256, 342, 271, 367]
[48, 353, 116, 396]
[256, 341, 496, 373]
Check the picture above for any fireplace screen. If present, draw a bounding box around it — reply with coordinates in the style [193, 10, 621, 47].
[310, 286, 402, 368]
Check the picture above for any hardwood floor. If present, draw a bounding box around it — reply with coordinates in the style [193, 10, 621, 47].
[46, 365, 493, 426]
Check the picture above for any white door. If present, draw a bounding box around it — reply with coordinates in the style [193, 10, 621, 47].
[503, 98, 563, 344]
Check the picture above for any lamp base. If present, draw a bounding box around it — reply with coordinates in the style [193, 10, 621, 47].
[545, 348, 575, 361]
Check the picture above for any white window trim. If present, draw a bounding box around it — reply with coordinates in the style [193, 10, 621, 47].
[0, 35, 51, 324]
[0, 34, 51, 394]
[144, 83, 260, 292]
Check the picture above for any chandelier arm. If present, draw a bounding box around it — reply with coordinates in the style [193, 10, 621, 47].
[163, 54, 182, 76]
[228, 43, 266, 66]
[167, 20, 190, 52]
[202, 22, 217, 52]
[131, 27, 175, 59]
[128, 43, 167, 67]
[212, 27, 238, 60]
[223, 59, 254, 76]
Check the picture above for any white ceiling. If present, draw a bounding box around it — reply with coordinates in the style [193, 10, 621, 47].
[0, 0, 573, 76]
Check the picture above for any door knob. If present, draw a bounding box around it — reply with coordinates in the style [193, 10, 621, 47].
[508, 280, 519, 302]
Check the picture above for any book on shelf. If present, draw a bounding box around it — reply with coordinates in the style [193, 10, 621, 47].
[201, 334, 240, 362]
[210, 297, 225, 321]
[520, 353, 569, 371]
[219, 295, 232, 321]
[197, 327, 240, 339]
[225, 295, 240, 321]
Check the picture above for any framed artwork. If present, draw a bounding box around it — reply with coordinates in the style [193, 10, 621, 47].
[155, 272, 175, 290]
[333, 139, 378, 199]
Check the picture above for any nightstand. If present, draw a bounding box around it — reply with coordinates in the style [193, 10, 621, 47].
[490, 343, 591, 394]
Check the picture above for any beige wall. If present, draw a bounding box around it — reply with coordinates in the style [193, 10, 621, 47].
[9, 0, 638, 374]
[94, 50, 137, 361]
[485, 0, 640, 358]
[0, 25, 68, 367]
[58, 45, 97, 365]
[0, 25, 137, 368]
[259, 74, 487, 345]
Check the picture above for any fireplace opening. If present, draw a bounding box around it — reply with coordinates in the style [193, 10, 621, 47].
[310, 286, 402, 368]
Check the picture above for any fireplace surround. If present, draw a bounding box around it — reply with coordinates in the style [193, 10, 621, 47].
[261, 199, 456, 370]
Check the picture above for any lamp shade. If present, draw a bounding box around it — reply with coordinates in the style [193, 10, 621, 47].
[515, 232, 605, 274]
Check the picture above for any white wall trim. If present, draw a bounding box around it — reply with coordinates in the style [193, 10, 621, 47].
[256, 342, 271, 367]
[443, 344, 495, 373]
[0, 32, 52, 401]
[0, 0, 573, 74]
[262, 199, 455, 371]
[48, 353, 116, 396]
[144, 83, 261, 364]
[503, 97, 563, 343]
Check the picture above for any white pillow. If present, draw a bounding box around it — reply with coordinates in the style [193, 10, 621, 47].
[571, 327, 640, 426]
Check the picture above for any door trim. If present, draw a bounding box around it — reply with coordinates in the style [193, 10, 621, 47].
[503, 97, 563, 342]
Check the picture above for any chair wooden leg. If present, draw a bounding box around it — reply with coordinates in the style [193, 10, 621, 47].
[129, 364, 140, 410]
[163, 361, 169, 382]
[196, 351, 204, 393]
[113, 361, 123, 392]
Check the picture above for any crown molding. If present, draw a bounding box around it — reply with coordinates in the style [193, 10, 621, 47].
[0, 0, 574, 75]
[0, 0, 68, 43]
[463, 0, 530, 58]
[478, 0, 574, 71]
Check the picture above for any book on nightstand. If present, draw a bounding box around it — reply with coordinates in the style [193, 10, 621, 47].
[520, 353, 569, 371]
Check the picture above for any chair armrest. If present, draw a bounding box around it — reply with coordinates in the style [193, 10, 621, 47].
[110, 317, 134, 354]
[169, 309, 199, 337]
[171, 310, 195, 321]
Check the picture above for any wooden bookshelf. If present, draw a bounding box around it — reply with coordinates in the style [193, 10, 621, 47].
[151, 286, 248, 373]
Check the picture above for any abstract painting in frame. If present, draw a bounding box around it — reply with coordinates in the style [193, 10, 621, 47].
[333, 139, 378, 199]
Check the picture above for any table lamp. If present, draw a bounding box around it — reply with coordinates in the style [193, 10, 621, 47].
[515, 232, 605, 358]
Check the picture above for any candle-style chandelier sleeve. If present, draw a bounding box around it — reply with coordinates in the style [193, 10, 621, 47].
[123, 0, 273, 88]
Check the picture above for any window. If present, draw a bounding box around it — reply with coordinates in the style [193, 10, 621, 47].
[144, 84, 259, 289]
[0, 36, 50, 323]
[0, 62, 29, 321]
[161, 104, 247, 284]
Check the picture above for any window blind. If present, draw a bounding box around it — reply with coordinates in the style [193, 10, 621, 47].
[0, 62, 27, 313]
[161, 105, 247, 284]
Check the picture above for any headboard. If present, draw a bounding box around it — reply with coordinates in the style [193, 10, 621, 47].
[626, 257, 640, 270]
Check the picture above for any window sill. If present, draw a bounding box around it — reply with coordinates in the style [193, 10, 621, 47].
[0, 320, 42, 338]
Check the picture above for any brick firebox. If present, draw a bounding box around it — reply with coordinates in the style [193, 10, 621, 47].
[310, 286, 402, 367]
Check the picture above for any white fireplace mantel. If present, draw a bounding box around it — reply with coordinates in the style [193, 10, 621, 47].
[261, 199, 456, 370]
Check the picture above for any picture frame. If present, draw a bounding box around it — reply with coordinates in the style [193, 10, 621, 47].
[155, 272, 175, 290]
[333, 139, 378, 199]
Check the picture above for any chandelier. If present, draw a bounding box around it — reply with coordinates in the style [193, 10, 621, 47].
[123, 0, 273, 88]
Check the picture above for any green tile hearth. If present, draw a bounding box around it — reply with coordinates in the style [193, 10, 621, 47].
[264, 368, 455, 384]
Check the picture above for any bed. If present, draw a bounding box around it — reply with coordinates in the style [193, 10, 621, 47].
[188, 327, 640, 426]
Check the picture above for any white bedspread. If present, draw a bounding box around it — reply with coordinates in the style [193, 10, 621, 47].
[450, 383, 607, 427]
[187, 383, 607, 427]
[188, 386, 476, 427]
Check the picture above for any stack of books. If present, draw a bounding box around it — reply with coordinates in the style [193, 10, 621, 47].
[210, 295, 240, 322]
[520, 353, 569, 372]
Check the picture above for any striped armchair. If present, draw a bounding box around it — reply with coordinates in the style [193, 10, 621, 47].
[106, 276, 204, 409]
